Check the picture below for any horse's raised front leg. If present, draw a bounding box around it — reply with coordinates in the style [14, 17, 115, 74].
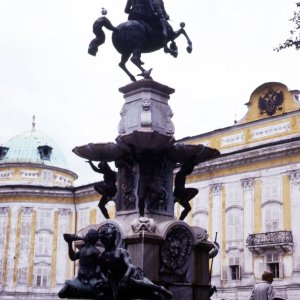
[119, 53, 136, 82]
[173, 22, 193, 54]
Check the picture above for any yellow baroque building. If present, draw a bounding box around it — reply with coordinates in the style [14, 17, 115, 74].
[0, 81, 300, 300]
[0, 124, 111, 299]
[178, 82, 300, 300]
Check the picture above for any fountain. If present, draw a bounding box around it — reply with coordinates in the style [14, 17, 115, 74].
[60, 1, 220, 299]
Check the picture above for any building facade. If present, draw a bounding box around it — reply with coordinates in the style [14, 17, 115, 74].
[1, 81, 300, 299]
[179, 82, 300, 299]
[0, 125, 113, 300]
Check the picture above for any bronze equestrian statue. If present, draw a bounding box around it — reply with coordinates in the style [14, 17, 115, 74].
[88, 0, 192, 81]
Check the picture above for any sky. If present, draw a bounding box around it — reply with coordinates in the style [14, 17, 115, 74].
[0, 0, 300, 185]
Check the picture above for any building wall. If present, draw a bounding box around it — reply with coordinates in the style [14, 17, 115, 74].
[0, 184, 105, 300]
[1, 82, 300, 300]
[179, 83, 300, 300]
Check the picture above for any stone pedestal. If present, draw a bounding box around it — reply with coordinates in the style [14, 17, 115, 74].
[79, 218, 214, 300]
[117, 79, 175, 147]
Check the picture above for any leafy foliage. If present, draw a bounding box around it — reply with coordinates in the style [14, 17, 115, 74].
[275, 2, 300, 51]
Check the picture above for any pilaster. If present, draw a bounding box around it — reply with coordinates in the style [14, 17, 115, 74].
[253, 179, 262, 233]
[4, 207, 19, 291]
[28, 209, 36, 288]
[15, 207, 33, 292]
[241, 178, 254, 277]
[210, 183, 222, 282]
[55, 209, 71, 288]
[0, 207, 9, 290]
[289, 171, 300, 275]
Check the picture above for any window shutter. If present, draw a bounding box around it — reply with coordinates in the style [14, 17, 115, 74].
[278, 262, 284, 279]
[237, 265, 241, 280]
[273, 253, 279, 262]
[266, 253, 272, 263]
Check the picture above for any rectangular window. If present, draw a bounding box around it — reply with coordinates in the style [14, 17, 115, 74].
[264, 206, 280, 232]
[227, 210, 242, 240]
[230, 265, 240, 280]
[37, 210, 52, 229]
[266, 253, 282, 278]
[35, 266, 50, 287]
[36, 234, 52, 256]
[42, 170, 53, 182]
[226, 183, 242, 205]
[263, 176, 279, 199]
[268, 263, 280, 278]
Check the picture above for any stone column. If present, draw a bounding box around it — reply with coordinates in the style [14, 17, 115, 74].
[241, 178, 254, 280]
[210, 183, 222, 284]
[290, 171, 300, 277]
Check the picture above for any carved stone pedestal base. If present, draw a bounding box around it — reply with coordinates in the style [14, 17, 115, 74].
[79, 218, 214, 300]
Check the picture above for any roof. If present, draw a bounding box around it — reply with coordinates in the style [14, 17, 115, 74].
[0, 129, 69, 170]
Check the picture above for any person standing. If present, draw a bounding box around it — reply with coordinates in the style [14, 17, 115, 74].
[249, 271, 275, 300]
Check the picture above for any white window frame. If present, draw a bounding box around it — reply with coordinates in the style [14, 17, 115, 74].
[36, 232, 52, 256]
[263, 204, 282, 232]
[35, 265, 51, 288]
[226, 183, 242, 206]
[37, 209, 52, 229]
[262, 176, 281, 200]
[226, 208, 242, 241]
[222, 256, 241, 281]
[264, 252, 283, 278]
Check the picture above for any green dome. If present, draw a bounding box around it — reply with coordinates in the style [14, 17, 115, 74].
[0, 129, 69, 170]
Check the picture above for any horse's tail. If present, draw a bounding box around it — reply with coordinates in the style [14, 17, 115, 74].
[88, 16, 116, 56]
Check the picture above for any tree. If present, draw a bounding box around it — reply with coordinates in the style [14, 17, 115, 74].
[275, 2, 300, 51]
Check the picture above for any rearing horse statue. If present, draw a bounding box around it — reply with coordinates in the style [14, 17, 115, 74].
[88, 7, 192, 82]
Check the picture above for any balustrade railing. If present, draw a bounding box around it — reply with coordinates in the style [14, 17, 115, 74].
[246, 231, 293, 246]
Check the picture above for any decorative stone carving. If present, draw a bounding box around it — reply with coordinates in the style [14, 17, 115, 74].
[210, 183, 222, 195]
[58, 208, 71, 216]
[160, 225, 193, 278]
[241, 178, 254, 190]
[131, 217, 156, 233]
[21, 207, 33, 215]
[115, 156, 138, 212]
[193, 226, 208, 243]
[290, 171, 300, 184]
[0, 207, 9, 215]
[141, 100, 152, 128]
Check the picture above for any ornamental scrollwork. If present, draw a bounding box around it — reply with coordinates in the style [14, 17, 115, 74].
[161, 225, 193, 271]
